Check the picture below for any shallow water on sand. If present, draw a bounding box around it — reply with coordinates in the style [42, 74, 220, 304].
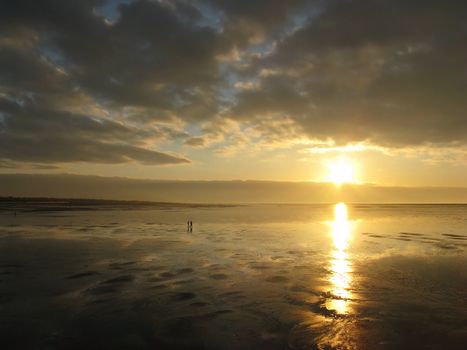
[1, 204, 466, 349]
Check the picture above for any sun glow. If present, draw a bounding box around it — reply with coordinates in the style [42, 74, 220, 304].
[325, 158, 357, 185]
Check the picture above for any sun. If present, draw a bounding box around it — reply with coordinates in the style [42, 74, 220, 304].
[325, 158, 357, 185]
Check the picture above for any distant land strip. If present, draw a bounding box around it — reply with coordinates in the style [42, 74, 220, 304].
[0, 196, 238, 213]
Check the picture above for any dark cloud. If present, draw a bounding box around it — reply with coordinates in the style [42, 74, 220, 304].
[0, 0, 224, 111]
[0, 97, 189, 165]
[1, 0, 467, 169]
[210, 0, 310, 46]
[0, 159, 60, 170]
[184, 136, 207, 148]
[0, 0, 201, 166]
[236, 0, 467, 146]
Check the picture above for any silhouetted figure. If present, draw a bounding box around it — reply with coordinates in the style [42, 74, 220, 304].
[190, 220, 193, 232]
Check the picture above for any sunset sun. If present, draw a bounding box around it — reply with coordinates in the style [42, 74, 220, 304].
[326, 158, 357, 185]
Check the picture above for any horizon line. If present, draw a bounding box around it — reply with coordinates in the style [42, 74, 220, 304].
[1, 196, 467, 206]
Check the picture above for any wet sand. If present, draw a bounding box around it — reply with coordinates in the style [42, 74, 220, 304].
[0, 203, 466, 349]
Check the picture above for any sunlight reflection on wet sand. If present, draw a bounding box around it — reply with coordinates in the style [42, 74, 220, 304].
[1, 203, 467, 349]
[327, 202, 354, 314]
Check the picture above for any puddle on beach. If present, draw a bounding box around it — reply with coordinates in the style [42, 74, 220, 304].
[1, 204, 466, 349]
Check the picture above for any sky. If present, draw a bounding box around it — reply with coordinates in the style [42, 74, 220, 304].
[1, 0, 467, 191]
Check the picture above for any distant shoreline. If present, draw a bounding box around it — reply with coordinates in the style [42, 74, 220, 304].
[0, 196, 238, 213]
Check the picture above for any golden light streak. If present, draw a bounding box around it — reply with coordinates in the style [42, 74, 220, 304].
[328, 202, 353, 314]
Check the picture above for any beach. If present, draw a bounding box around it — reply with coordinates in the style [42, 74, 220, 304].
[1, 201, 466, 349]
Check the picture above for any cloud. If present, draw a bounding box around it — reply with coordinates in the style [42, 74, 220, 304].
[184, 136, 207, 148]
[1, 0, 225, 113]
[0, 97, 190, 165]
[1, 0, 467, 169]
[231, 0, 467, 147]
[0, 0, 205, 166]
[0, 159, 61, 170]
